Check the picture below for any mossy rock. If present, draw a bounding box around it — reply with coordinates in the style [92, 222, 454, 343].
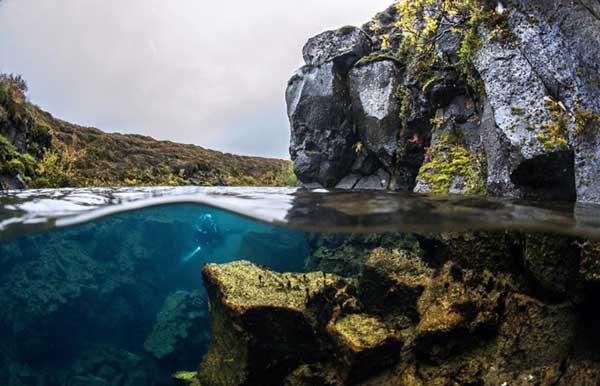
[327, 313, 401, 383]
[198, 261, 351, 386]
[172, 371, 202, 386]
[358, 247, 433, 320]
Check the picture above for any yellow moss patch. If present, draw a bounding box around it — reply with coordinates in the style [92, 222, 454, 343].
[331, 314, 394, 352]
[535, 99, 570, 150]
[172, 371, 202, 386]
[416, 133, 487, 195]
[203, 261, 342, 312]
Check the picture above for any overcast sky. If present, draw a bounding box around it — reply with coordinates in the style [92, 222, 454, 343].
[0, 0, 392, 159]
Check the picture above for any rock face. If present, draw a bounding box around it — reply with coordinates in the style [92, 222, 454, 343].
[286, 0, 600, 204]
[348, 60, 401, 169]
[286, 62, 356, 188]
[302, 26, 372, 69]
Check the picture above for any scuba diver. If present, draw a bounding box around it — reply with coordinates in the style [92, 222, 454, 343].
[194, 213, 221, 249]
[180, 213, 225, 264]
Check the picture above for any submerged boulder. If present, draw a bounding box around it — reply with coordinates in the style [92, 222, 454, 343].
[197, 261, 350, 386]
[143, 290, 209, 364]
[359, 247, 433, 319]
[327, 313, 401, 382]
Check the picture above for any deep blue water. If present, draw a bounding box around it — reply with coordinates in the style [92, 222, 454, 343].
[0, 202, 310, 386]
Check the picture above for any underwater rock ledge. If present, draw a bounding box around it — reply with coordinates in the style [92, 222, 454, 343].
[183, 232, 600, 386]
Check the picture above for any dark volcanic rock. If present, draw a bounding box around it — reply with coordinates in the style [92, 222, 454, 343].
[475, 31, 577, 200]
[348, 60, 402, 169]
[286, 0, 600, 203]
[302, 26, 372, 71]
[287, 62, 356, 188]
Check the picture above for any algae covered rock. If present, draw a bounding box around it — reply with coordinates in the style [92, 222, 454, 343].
[197, 260, 350, 386]
[414, 263, 503, 361]
[494, 293, 577, 374]
[172, 371, 202, 386]
[578, 240, 600, 284]
[327, 313, 401, 383]
[359, 247, 433, 319]
[143, 290, 210, 363]
[524, 234, 580, 297]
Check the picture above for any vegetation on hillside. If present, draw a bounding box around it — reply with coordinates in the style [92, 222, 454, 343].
[0, 74, 296, 189]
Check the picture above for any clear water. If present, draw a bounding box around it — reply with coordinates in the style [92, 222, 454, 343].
[1, 187, 600, 386]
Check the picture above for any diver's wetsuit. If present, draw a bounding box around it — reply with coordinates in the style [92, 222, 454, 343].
[194, 214, 221, 250]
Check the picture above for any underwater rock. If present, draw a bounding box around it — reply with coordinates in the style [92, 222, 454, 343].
[579, 240, 600, 284]
[197, 260, 352, 386]
[172, 371, 202, 386]
[305, 232, 421, 277]
[494, 293, 578, 374]
[358, 247, 433, 319]
[524, 234, 580, 298]
[286, 62, 356, 188]
[327, 313, 401, 383]
[283, 364, 343, 386]
[302, 26, 372, 71]
[196, 232, 600, 386]
[143, 290, 209, 363]
[414, 263, 503, 361]
[66, 346, 162, 386]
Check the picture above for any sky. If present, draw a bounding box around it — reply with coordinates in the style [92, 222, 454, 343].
[0, 0, 392, 159]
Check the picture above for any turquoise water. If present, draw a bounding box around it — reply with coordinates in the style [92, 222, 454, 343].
[2, 187, 600, 386]
[0, 200, 310, 386]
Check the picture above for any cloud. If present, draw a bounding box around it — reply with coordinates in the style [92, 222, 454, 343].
[0, 0, 393, 158]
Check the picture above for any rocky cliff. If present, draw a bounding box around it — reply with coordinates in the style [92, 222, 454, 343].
[286, 0, 600, 203]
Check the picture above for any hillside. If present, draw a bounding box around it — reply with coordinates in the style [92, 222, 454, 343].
[0, 74, 295, 189]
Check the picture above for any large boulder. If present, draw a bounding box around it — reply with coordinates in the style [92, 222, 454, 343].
[348, 60, 402, 169]
[143, 290, 210, 365]
[197, 261, 352, 386]
[287, 26, 373, 188]
[302, 26, 371, 71]
[286, 62, 356, 188]
[475, 35, 576, 200]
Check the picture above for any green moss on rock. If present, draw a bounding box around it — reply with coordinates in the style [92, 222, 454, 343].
[416, 133, 487, 195]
